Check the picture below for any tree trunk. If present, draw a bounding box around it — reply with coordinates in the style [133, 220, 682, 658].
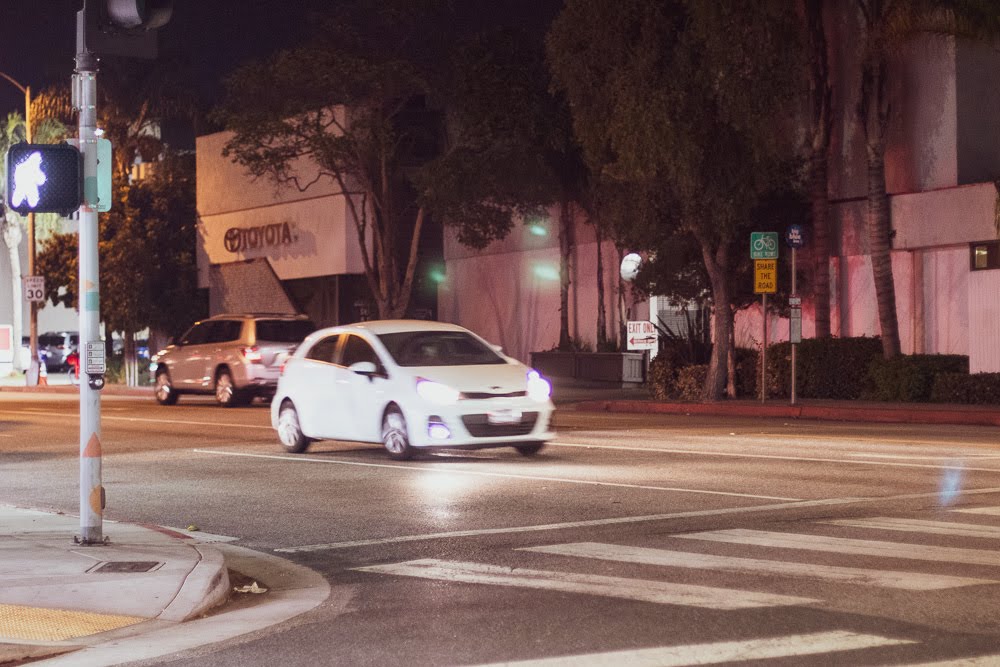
[726, 314, 736, 399]
[2, 218, 25, 373]
[558, 199, 573, 350]
[699, 236, 731, 401]
[617, 246, 627, 352]
[595, 221, 608, 350]
[860, 51, 901, 358]
[806, 0, 833, 339]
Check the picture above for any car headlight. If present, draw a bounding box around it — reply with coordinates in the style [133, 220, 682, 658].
[416, 378, 460, 405]
[526, 370, 551, 402]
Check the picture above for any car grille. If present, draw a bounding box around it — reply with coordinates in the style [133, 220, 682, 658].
[461, 412, 538, 437]
[462, 390, 526, 400]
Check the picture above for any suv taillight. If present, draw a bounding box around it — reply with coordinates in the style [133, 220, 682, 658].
[241, 346, 263, 363]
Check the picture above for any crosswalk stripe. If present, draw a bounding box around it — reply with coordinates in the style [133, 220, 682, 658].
[953, 506, 1000, 516]
[520, 542, 997, 590]
[466, 630, 914, 666]
[824, 517, 1000, 539]
[677, 529, 1000, 567]
[354, 559, 818, 609]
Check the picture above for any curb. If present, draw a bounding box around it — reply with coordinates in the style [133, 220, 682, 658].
[572, 400, 1000, 427]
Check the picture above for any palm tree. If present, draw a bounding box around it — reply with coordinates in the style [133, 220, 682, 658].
[855, 0, 1000, 358]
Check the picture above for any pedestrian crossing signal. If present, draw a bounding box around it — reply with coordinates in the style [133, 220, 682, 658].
[5, 143, 82, 216]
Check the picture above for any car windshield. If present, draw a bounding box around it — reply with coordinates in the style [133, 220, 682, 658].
[378, 330, 505, 367]
[255, 319, 316, 343]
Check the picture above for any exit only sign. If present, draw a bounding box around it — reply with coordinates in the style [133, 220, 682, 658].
[754, 259, 777, 294]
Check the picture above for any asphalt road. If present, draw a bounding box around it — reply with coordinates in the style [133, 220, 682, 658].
[4, 393, 1000, 666]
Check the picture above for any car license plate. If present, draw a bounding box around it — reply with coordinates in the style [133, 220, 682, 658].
[487, 409, 522, 425]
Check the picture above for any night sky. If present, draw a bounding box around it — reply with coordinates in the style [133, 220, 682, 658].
[0, 1, 563, 131]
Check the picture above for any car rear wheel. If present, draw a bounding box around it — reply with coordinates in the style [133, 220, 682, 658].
[215, 369, 244, 407]
[381, 406, 414, 461]
[277, 401, 311, 453]
[154, 370, 178, 405]
[515, 442, 545, 457]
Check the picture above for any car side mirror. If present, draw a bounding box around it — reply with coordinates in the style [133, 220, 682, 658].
[349, 361, 378, 376]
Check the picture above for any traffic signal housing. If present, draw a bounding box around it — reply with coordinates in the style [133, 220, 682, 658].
[5, 143, 83, 217]
[81, 0, 173, 58]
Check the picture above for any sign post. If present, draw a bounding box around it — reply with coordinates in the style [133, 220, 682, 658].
[785, 225, 805, 405]
[751, 233, 778, 403]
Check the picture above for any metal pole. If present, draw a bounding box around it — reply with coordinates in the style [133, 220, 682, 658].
[76, 14, 103, 544]
[26, 85, 41, 386]
[761, 293, 767, 403]
[790, 247, 797, 406]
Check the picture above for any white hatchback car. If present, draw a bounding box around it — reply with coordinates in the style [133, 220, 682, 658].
[271, 320, 555, 460]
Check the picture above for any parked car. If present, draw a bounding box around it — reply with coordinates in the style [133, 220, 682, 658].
[38, 332, 78, 372]
[271, 320, 555, 460]
[151, 313, 317, 407]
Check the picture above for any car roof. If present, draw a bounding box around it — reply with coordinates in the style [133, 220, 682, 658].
[323, 319, 470, 336]
[206, 313, 312, 321]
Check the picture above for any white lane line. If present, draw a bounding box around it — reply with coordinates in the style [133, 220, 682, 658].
[553, 442, 1000, 473]
[467, 631, 914, 667]
[848, 453, 1000, 460]
[192, 449, 800, 501]
[953, 506, 1000, 516]
[273, 487, 1000, 553]
[901, 655, 1000, 666]
[521, 542, 997, 591]
[353, 559, 818, 609]
[678, 529, 1000, 567]
[6, 409, 273, 430]
[824, 517, 1000, 540]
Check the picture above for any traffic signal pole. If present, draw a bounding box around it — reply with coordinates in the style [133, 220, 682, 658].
[75, 25, 103, 544]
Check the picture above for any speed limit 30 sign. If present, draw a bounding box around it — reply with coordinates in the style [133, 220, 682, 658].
[23, 276, 44, 302]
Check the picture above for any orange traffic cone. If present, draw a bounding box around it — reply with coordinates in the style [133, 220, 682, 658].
[38, 360, 48, 387]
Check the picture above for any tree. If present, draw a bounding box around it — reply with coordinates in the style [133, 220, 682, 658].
[36, 150, 203, 384]
[854, 0, 1000, 358]
[804, 0, 834, 339]
[215, 2, 558, 321]
[549, 0, 805, 399]
[0, 111, 66, 373]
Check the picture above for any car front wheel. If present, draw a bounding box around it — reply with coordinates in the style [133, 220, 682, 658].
[381, 406, 414, 461]
[154, 370, 178, 405]
[277, 401, 311, 453]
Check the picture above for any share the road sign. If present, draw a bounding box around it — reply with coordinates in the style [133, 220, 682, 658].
[627, 320, 658, 351]
[754, 259, 777, 294]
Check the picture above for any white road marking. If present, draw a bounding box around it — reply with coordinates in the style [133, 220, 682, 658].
[273, 487, 1000, 553]
[354, 559, 818, 609]
[824, 517, 1000, 540]
[953, 506, 1000, 516]
[521, 542, 997, 590]
[901, 655, 1000, 666]
[679, 529, 1000, 567]
[5, 408, 272, 430]
[193, 449, 801, 501]
[467, 631, 914, 667]
[553, 442, 1000, 473]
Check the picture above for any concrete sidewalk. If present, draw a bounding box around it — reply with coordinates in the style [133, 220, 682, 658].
[0, 505, 229, 665]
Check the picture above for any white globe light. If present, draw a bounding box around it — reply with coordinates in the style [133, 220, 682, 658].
[620, 253, 642, 282]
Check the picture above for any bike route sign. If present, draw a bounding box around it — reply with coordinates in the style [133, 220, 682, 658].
[750, 231, 779, 260]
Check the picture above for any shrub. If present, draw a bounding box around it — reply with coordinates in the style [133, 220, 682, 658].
[764, 337, 883, 400]
[931, 372, 1000, 404]
[869, 355, 969, 402]
[675, 365, 708, 401]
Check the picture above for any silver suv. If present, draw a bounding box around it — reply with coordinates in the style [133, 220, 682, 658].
[152, 314, 316, 407]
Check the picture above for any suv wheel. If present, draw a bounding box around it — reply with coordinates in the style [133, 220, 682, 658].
[215, 369, 243, 407]
[155, 369, 178, 405]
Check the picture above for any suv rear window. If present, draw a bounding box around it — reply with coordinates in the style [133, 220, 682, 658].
[255, 319, 316, 343]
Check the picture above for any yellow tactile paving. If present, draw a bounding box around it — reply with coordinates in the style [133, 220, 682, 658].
[0, 604, 145, 641]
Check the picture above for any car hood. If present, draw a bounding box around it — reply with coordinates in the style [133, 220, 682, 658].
[408, 362, 531, 394]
